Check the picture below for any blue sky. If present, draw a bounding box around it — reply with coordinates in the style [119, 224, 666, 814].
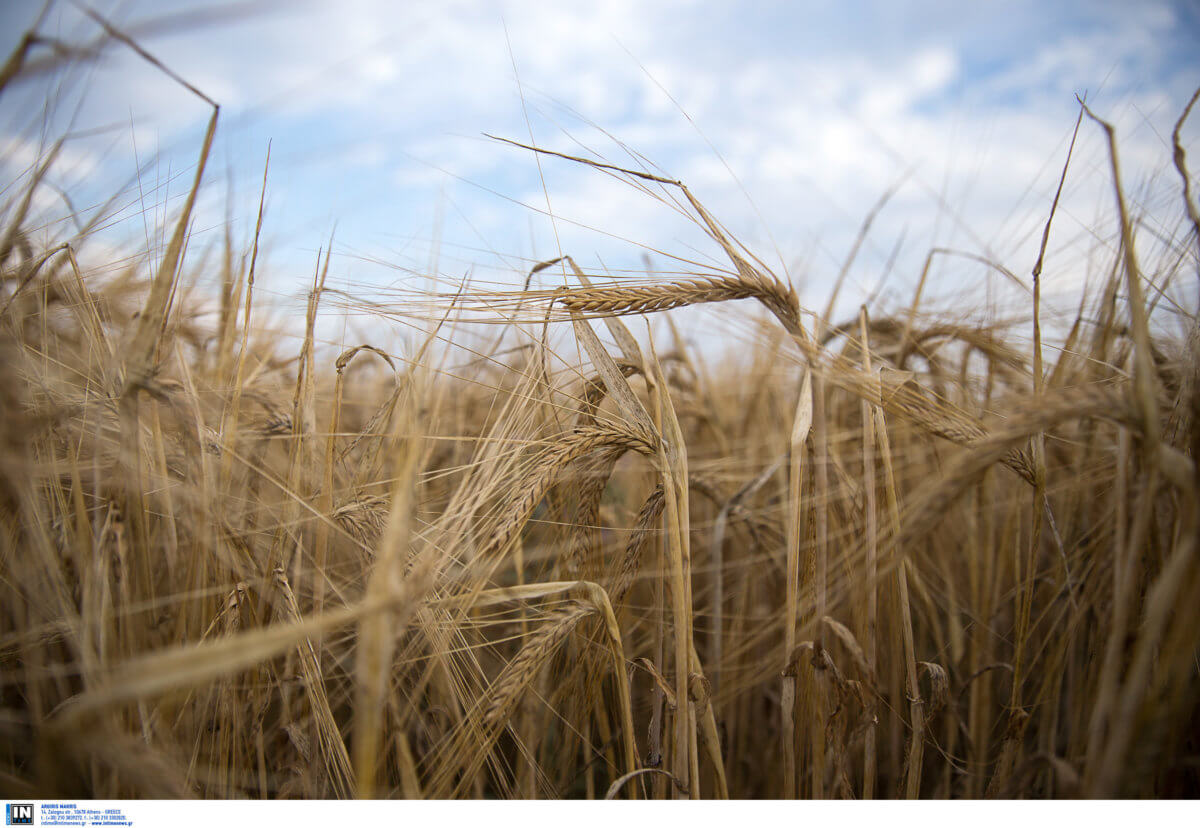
[2, 0, 1198, 341]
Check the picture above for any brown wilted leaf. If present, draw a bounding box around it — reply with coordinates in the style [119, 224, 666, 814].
[822, 615, 876, 684]
[918, 661, 949, 717]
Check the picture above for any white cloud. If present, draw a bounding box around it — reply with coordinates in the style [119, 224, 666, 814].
[0, 0, 1195, 331]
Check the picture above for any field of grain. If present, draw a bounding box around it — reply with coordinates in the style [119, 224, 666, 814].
[2, 19, 1199, 800]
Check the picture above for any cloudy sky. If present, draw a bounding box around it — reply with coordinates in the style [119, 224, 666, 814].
[2, 0, 1198, 337]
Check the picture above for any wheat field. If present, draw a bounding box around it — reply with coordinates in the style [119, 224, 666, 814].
[1, 16, 1199, 801]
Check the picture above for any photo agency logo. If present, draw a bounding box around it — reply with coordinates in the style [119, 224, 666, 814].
[5, 804, 33, 826]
